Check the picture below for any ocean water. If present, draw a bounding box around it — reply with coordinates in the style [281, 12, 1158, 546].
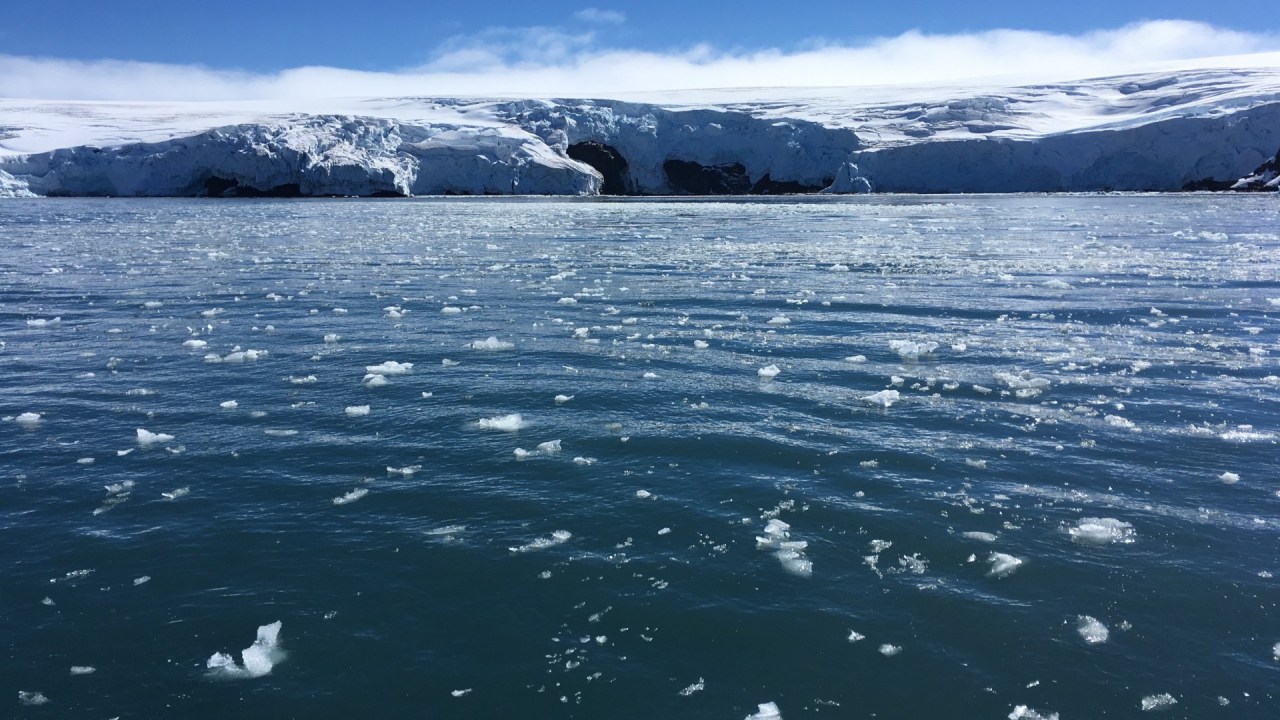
[2, 195, 1278, 719]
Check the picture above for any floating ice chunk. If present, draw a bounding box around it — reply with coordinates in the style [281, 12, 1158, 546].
[133, 576, 150, 585]
[162, 487, 190, 500]
[441, 358, 459, 367]
[987, 553, 1023, 578]
[15, 412, 41, 428]
[1219, 471, 1240, 484]
[1105, 415, 1138, 431]
[994, 371, 1050, 397]
[362, 374, 388, 387]
[387, 465, 421, 476]
[536, 439, 562, 454]
[323, 334, 341, 343]
[183, 339, 208, 349]
[27, 317, 61, 328]
[136, 428, 174, 446]
[513, 448, 534, 460]
[847, 630, 865, 642]
[451, 688, 473, 697]
[756, 519, 812, 577]
[962, 531, 998, 543]
[332, 488, 368, 505]
[758, 364, 781, 379]
[264, 429, 297, 437]
[345, 405, 371, 418]
[471, 336, 514, 351]
[678, 678, 705, 696]
[642, 372, 658, 379]
[1140, 694, 1177, 711]
[200, 308, 223, 318]
[693, 340, 709, 349]
[478, 413, 525, 431]
[1042, 279, 1073, 290]
[829, 263, 850, 272]
[845, 355, 867, 363]
[441, 306, 462, 315]
[554, 394, 574, 405]
[1273, 641, 1280, 661]
[17, 691, 49, 706]
[1077, 616, 1109, 645]
[889, 339, 938, 361]
[878, 644, 902, 657]
[864, 390, 900, 408]
[220, 400, 238, 409]
[636, 490, 652, 499]
[1069, 518, 1135, 545]
[367, 361, 412, 375]
[70, 666, 96, 675]
[766, 315, 790, 326]
[558, 297, 578, 305]
[509, 530, 572, 553]
[1008, 707, 1058, 720]
[206, 621, 286, 680]
[744, 702, 782, 720]
[77, 457, 94, 465]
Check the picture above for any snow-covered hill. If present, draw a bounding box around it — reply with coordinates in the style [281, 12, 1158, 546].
[2, 59, 1279, 196]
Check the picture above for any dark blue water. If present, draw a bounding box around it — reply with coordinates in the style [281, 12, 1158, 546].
[2, 196, 1278, 719]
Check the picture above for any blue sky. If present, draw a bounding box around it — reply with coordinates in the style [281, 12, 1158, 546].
[2, 1, 1274, 71]
[1, 2, 1277, 99]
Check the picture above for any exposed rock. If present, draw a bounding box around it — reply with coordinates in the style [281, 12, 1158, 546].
[1231, 146, 1280, 191]
[663, 159, 752, 194]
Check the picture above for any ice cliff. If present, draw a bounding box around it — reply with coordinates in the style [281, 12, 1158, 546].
[1, 63, 1278, 196]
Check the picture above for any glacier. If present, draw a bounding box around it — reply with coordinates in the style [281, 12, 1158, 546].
[1, 60, 1279, 196]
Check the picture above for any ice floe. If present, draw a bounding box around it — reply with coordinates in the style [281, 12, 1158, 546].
[69, 666, 96, 675]
[332, 488, 369, 505]
[756, 519, 812, 577]
[1219, 472, 1240, 484]
[17, 690, 49, 706]
[162, 487, 190, 500]
[509, 530, 572, 553]
[987, 553, 1023, 578]
[344, 405, 371, 417]
[206, 621, 286, 679]
[758, 364, 781, 379]
[14, 412, 42, 428]
[744, 702, 782, 720]
[1069, 518, 1136, 545]
[366, 361, 413, 375]
[470, 336, 514, 351]
[478, 413, 526, 431]
[1139, 693, 1177, 711]
[136, 428, 175, 446]
[889, 339, 938, 361]
[1008, 707, 1058, 720]
[1077, 616, 1109, 645]
[554, 394, 574, 404]
[26, 317, 60, 328]
[878, 643, 902, 656]
[220, 400, 238, 409]
[864, 389, 900, 408]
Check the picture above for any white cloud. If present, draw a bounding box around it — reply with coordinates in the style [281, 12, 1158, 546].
[573, 8, 626, 25]
[0, 20, 1276, 101]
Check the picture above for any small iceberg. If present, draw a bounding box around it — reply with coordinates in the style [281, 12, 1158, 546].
[136, 428, 175, 446]
[470, 336, 514, 351]
[758, 364, 781, 379]
[478, 413, 526, 431]
[366, 361, 413, 375]
[206, 621, 286, 679]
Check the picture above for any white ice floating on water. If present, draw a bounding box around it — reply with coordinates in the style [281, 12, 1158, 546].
[987, 553, 1024, 578]
[864, 389, 900, 408]
[26, 317, 60, 328]
[554, 394, 574, 405]
[362, 374, 388, 387]
[756, 519, 812, 577]
[878, 643, 902, 657]
[69, 666, 96, 675]
[1077, 616, 1110, 645]
[994, 370, 1051, 398]
[220, 400, 238, 409]
[889, 339, 938, 361]
[1008, 707, 1059, 720]
[14, 412, 42, 428]
[744, 702, 782, 720]
[332, 488, 369, 505]
[1273, 641, 1280, 661]
[182, 339, 207, 349]
[136, 428, 175, 446]
[470, 336, 514, 351]
[17, 690, 49, 706]
[509, 530, 572, 553]
[1219, 471, 1240, 484]
[758, 364, 781, 379]
[1069, 518, 1136, 545]
[344, 405, 370, 417]
[162, 487, 190, 500]
[365, 361, 413, 375]
[514, 439, 562, 459]
[1140, 693, 1177, 712]
[206, 620, 286, 680]
[478, 413, 526, 431]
